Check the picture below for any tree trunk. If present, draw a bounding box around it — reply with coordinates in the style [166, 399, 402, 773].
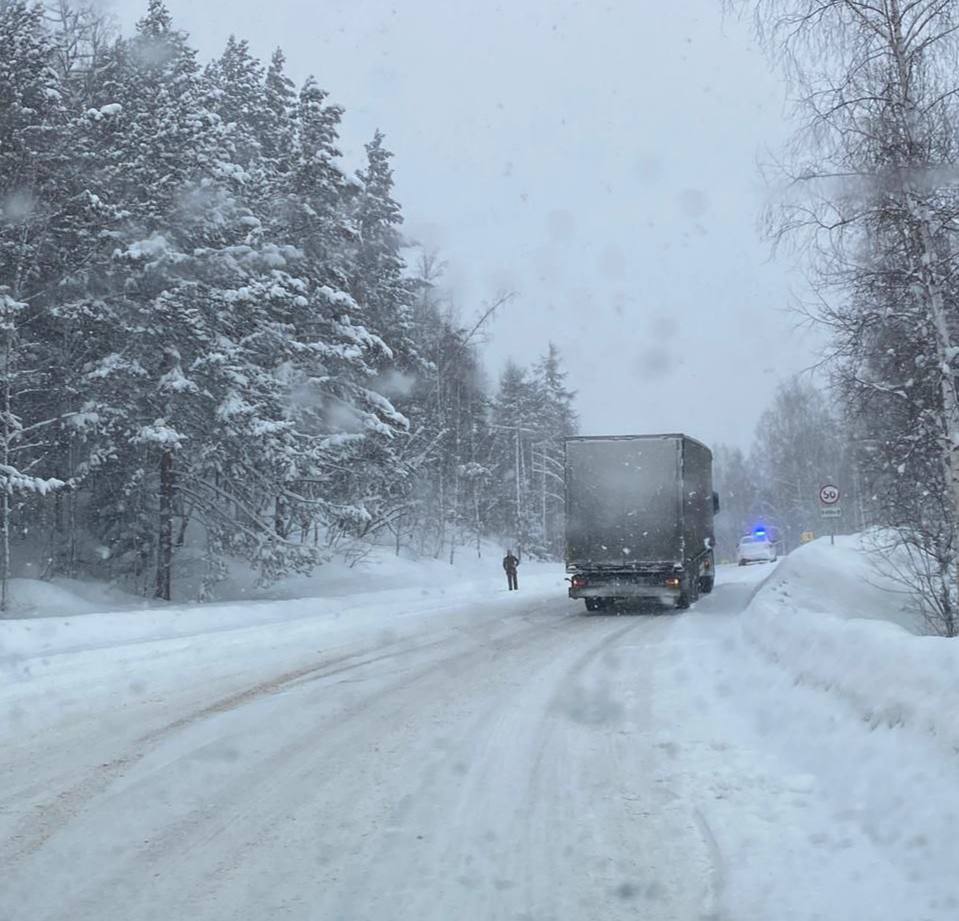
[449, 383, 461, 566]
[884, 0, 959, 624]
[909, 211, 959, 621]
[1, 329, 11, 614]
[155, 448, 174, 601]
[66, 438, 78, 577]
[514, 425, 522, 543]
[0, 489, 9, 615]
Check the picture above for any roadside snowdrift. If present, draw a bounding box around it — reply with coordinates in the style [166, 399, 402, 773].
[0, 548, 563, 660]
[3, 576, 151, 620]
[670, 553, 959, 920]
[742, 536, 959, 757]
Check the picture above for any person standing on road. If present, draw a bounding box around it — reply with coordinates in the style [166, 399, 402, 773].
[503, 550, 519, 591]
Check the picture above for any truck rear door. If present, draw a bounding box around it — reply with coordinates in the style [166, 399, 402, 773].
[566, 436, 683, 569]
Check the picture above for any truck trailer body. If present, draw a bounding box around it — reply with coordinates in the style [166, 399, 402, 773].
[564, 434, 717, 610]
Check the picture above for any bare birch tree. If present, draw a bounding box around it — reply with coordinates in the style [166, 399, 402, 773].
[744, 0, 959, 632]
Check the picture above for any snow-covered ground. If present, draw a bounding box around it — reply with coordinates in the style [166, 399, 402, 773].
[2, 540, 957, 920]
[671, 542, 959, 920]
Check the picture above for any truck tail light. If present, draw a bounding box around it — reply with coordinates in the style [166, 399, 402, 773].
[571, 575, 589, 589]
[665, 577, 681, 588]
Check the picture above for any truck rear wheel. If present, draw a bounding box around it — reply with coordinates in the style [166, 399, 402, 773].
[677, 574, 700, 610]
[585, 598, 602, 612]
[699, 553, 715, 594]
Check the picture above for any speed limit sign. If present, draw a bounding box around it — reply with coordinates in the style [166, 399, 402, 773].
[819, 484, 840, 505]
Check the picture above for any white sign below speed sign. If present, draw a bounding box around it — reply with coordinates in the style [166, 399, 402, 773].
[819, 484, 841, 505]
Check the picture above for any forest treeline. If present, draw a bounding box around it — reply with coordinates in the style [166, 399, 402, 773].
[0, 0, 576, 604]
[712, 377, 865, 563]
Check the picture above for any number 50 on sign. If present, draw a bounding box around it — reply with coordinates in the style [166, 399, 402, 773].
[819, 484, 840, 505]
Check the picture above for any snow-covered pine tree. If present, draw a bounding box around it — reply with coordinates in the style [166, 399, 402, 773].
[399, 252, 494, 560]
[483, 346, 578, 559]
[341, 131, 421, 540]
[269, 77, 410, 553]
[0, 3, 580, 599]
[261, 48, 297, 178]
[205, 36, 268, 179]
[71, 0, 219, 597]
[488, 360, 543, 555]
[288, 76, 348, 274]
[0, 0, 72, 313]
[61, 2, 309, 595]
[350, 131, 416, 359]
[93, 4, 389, 595]
[0, 291, 65, 610]
[0, 1, 88, 597]
[530, 343, 576, 557]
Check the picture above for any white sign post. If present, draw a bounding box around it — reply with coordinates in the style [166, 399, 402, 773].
[819, 484, 841, 545]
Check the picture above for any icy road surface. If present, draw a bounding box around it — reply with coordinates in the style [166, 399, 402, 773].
[2, 560, 956, 921]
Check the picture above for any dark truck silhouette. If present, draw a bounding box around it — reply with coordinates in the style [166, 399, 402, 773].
[565, 434, 719, 611]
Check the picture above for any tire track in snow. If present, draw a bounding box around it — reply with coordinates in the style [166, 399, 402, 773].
[190, 608, 642, 921]
[50, 605, 592, 921]
[693, 807, 727, 921]
[7, 600, 717, 921]
[0, 631, 478, 870]
[0, 599, 575, 881]
[342, 613, 661, 921]
[518, 614, 658, 919]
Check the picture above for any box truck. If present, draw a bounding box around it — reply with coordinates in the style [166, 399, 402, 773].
[565, 434, 718, 611]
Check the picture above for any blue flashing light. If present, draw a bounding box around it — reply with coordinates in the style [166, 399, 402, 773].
[753, 527, 767, 538]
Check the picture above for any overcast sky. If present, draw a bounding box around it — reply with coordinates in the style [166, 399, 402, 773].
[107, 0, 818, 449]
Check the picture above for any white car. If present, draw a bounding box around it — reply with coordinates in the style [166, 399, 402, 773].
[737, 534, 778, 565]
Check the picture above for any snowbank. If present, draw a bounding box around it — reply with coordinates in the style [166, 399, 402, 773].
[0, 546, 564, 660]
[671, 552, 959, 919]
[3, 576, 152, 620]
[0, 546, 568, 761]
[742, 536, 959, 757]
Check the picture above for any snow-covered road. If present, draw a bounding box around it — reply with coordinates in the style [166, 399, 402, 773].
[2, 559, 957, 921]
